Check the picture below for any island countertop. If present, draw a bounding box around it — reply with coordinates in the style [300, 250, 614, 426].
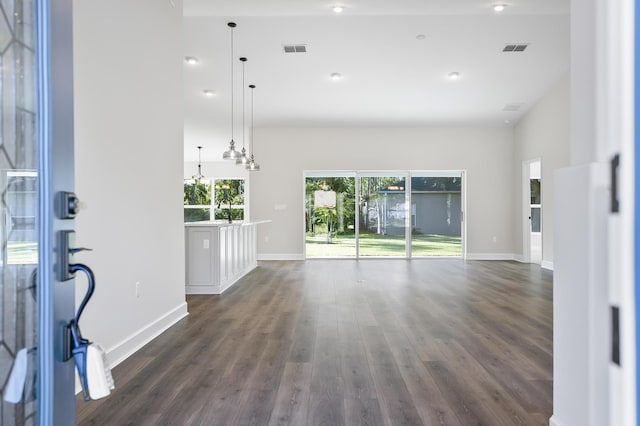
[185, 220, 270, 294]
[184, 219, 271, 227]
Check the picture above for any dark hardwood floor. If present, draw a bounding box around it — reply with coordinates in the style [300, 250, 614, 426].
[77, 260, 553, 425]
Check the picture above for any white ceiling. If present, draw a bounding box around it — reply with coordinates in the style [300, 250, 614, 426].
[183, 0, 570, 161]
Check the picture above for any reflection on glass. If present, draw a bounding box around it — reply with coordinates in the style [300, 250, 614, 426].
[531, 207, 541, 232]
[530, 179, 541, 204]
[359, 175, 406, 257]
[305, 176, 356, 257]
[1, 0, 39, 420]
[410, 175, 462, 257]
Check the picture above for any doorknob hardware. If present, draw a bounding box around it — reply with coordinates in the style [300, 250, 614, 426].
[56, 191, 80, 219]
[610, 154, 620, 213]
[70, 247, 93, 255]
[57, 230, 93, 281]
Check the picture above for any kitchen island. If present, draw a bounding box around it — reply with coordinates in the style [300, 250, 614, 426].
[185, 220, 269, 294]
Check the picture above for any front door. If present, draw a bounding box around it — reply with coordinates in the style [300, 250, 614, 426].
[0, 0, 76, 424]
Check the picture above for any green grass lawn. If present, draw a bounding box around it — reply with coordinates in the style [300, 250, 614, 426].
[305, 233, 462, 257]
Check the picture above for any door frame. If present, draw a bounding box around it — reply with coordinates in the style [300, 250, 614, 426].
[522, 158, 542, 263]
[36, 0, 77, 423]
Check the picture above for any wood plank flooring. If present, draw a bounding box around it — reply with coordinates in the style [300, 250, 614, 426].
[77, 260, 553, 425]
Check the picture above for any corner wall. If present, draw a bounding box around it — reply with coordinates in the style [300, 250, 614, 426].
[250, 127, 514, 259]
[73, 0, 187, 367]
[513, 74, 570, 269]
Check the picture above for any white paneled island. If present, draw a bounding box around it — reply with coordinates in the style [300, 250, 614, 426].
[185, 220, 269, 294]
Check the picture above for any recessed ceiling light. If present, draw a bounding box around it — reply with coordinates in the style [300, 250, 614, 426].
[333, 5, 344, 13]
[448, 72, 460, 80]
[203, 90, 215, 97]
[504, 119, 511, 125]
[416, 34, 426, 40]
[185, 56, 199, 65]
[493, 4, 506, 12]
[330, 72, 342, 80]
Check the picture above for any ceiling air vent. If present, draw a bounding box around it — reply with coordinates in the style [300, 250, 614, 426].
[503, 43, 529, 52]
[502, 103, 524, 112]
[283, 44, 307, 53]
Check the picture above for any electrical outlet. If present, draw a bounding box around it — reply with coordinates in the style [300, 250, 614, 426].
[492, 236, 497, 243]
[135, 282, 140, 298]
[264, 235, 269, 243]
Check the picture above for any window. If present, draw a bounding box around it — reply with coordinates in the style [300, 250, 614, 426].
[183, 178, 246, 222]
[213, 179, 245, 221]
[184, 180, 212, 222]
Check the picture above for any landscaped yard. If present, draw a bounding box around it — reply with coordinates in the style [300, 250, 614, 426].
[305, 233, 462, 257]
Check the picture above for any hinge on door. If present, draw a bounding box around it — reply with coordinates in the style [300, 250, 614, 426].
[611, 154, 620, 213]
[461, 211, 464, 222]
[611, 305, 620, 365]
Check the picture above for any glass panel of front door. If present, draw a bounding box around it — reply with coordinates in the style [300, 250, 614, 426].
[358, 174, 407, 257]
[410, 173, 463, 257]
[0, 0, 38, 423]
[305, 175, 356, 257]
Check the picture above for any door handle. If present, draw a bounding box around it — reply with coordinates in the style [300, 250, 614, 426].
[57, 230, 92, 281]
[611, 153, 620, 213]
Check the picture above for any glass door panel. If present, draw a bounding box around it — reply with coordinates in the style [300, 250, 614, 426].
[1, 0, 39, 423]
[410, 172, 463, 257]
[305, 174, 356, 257]
[358, 174, 407, 257]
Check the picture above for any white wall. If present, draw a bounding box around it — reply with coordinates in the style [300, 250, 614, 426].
[250, 127, 514, 259]
[513, 74, 570, 269]
[73, 0, 187, 367]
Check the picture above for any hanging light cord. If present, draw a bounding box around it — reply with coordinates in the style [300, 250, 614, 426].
[242, 58, 246, 152]
[250, 85, 254, 155]
[230, 24, 234, 141]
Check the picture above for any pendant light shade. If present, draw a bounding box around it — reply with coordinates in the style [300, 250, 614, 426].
[246, 84, 260, 171]
[236, 57, 249, 165]
[223, 22, 241, 160]
[192, 146, 206, 183]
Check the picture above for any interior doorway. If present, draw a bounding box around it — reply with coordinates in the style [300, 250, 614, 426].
[523, 159, 542, 264]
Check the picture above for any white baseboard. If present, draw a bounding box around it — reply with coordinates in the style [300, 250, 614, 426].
[107, 302, 189, 368]
[466, 253, 517, 261]
[513, 254, 526, 263]
[549, 415, 563, 426]
[76, 302, 189, 394]
[257, 253, 304, 261]
[541, 260, 554, 271]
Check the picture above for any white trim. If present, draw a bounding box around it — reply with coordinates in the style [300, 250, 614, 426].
[548, 416, 564, 426]
[513, 254, 526, 263]
[257, 253, 305, 261]
[106, 302, 188, 367]
[466, 253, 517, 261]
[541, 260, 554, 271]
[75, 302, 189, 394]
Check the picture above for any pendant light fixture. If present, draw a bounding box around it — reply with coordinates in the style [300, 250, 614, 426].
[246, 84, 260, 171]
[222, 22, 241, 160]
[236, 57, 249, 165]
[192, 146, 205, 183]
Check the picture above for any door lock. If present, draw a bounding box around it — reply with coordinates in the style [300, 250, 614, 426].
[56, 191, 80, 219]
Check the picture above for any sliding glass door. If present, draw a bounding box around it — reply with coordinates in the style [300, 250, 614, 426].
[410, 172, 463, 256]
[305, 173, 356, 257]
[358, 173, 408, 257]
[304, 171, 464, 258]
